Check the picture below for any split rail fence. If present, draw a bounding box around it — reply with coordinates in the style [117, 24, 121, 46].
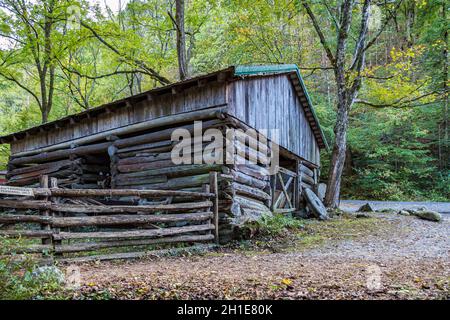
[0, 172, 219, 262]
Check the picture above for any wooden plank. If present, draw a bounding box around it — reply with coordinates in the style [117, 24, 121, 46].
[50, 201, 213, 214]
[53, 224, 215, 240]
[0, 185, 34, 196]
[32, 188, 214, 199]
[209, 172, 219, 244]
[54, 234, 215, 253]
[50, 212, 213, 227]
[56, 244, 218, 263]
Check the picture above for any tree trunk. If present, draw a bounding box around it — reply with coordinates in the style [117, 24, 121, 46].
[443, 0, 448, 171]
[324, 99, 350, 208]
[175, 0, 188, 80]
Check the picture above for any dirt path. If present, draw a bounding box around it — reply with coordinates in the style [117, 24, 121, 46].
[75, 213, 449, 300]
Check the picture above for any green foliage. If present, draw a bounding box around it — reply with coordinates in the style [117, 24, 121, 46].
[255, 213, 304, 236]
[0, 0, 447, 200]
[0, 237, 64, 300]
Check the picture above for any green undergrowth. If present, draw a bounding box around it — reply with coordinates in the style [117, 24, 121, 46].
[0, 236, 66, 300]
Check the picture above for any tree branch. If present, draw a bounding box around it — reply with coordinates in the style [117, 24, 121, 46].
[80, 20, 171, 85]
[301, 1, 336, 66]
[363, 0, 403, 54]
[355, 91, 438, 108]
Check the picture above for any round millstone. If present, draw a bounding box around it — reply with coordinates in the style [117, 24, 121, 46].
[304, 188, 329, 220]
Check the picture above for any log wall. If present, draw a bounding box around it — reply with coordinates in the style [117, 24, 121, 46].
[5, 113, 318, 243]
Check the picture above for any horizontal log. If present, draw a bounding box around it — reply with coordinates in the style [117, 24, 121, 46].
[53, 223, 214, 240]
[0, 199, 51, 210]
[301, 173, 315, 185]
[223, 170, 269, 189]
[235, 164, 270, 180]
[8, 164, 79, 182]
[33, 188, 214, 199]
[300, 165, 314, 177]
[117, 159, 173, 173]
[117, 152, 174, 166]
[10, 142, 112, 166]
[234, 195, 271, 213]
[56, 244, 218, 263]
[114, 164, 222, 180]
[7, 159, 80, 178]
[12, 244, 53, 254]
[51, 212, 213, 227]
[54, 234, 214, 253]
[278, 166, 297, 177]
[223, 116, 270, 152]
[0, 230, 53, 238]
[11, 106, 227, 158]
[228, 182, 271, 201]
[129, 174, 210, 190]
[50, 201, 213, 214]
[117, 145, 175, 159]
[0, 214, 51, 224]
[114, 119, 223, 149]
[115, 175, 168, 186]
[232, 139, 270, 165]
[117, 140, 174, 154]
[0, 212, 213, 227]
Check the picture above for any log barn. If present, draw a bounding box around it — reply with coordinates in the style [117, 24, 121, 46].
[0, 64, 327, 242]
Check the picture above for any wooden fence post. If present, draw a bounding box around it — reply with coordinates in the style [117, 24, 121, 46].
[270, 173, 277, 212]
[209, 172, 219, 244]
[50, 177, 62, 256]
[39, 175, 51, 251]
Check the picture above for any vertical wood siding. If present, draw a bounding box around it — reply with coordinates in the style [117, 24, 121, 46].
[227, 75, 320, 164]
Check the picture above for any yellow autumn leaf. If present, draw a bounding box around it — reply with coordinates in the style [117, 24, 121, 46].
[281, 278, 292, 286]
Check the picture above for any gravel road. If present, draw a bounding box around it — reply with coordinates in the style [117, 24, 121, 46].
[76, 213, 449, 300]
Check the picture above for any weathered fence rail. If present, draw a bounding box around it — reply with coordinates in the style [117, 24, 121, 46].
[0, 173, 219, 262]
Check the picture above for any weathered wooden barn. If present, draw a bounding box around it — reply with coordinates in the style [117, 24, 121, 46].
[0, 64, 327, 241]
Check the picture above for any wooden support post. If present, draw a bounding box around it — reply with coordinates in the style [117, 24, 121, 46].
[50, 177, 62, 256]
[313, 167, 318, 195]
[270, 173, 277, 212]
[209, 172, 219, 244]
[39, 175, 52, 249]
[298, 161, 303, 200]
[295, 160, 301, 210]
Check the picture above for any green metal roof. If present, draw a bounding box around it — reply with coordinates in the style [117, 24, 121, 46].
[235, 64, 328, 150]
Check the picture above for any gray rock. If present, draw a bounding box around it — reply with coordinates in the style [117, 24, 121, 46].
[358, 202, 375, 212]
[412, 210, 442, 222]
[355, 212, 370, 218]
[398, 210, 410, 216]
[378, 208, 397, 214]
[31, 265, 65, 284]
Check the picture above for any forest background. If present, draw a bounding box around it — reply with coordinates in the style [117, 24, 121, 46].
[0, 0, 448, 201]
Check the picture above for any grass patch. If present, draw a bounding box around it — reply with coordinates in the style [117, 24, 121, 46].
[233, 213, 396, 254]
[292, 215, 395, 250]
[0, 237, 66, 300]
